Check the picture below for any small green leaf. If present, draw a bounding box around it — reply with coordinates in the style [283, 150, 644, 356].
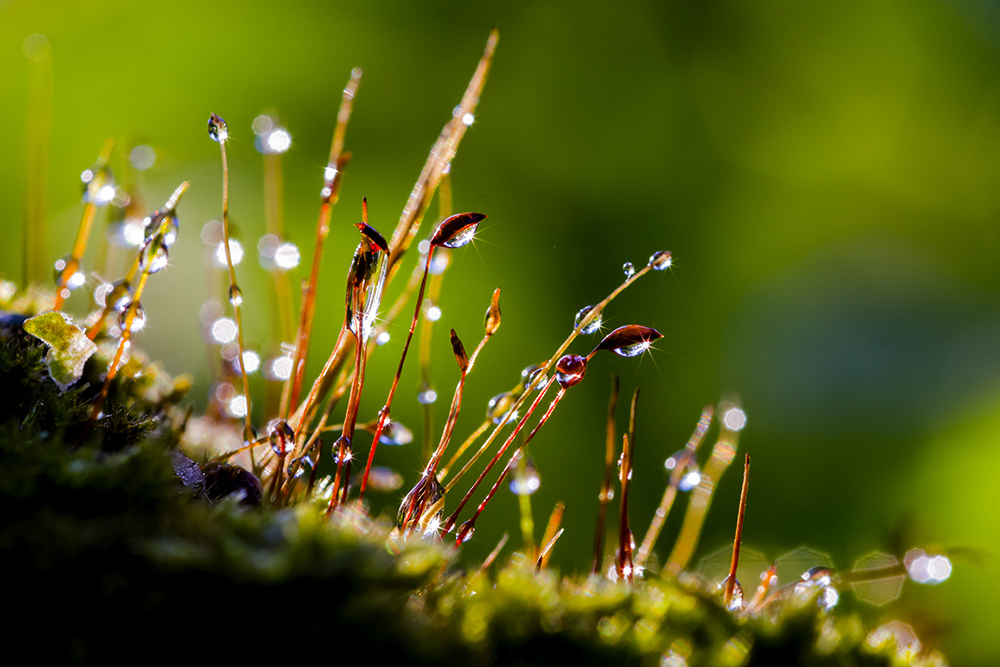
[23, 311, 98, 391]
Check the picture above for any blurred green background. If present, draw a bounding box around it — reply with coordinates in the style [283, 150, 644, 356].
[3, 0, 1000, 662]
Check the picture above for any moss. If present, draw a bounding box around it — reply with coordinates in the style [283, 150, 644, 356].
[0, 302, 945, 666]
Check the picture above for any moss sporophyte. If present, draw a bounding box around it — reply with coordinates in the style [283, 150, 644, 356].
[1, 30, 952, 664]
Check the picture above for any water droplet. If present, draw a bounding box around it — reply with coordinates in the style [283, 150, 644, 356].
[151, 215, 180, 248]
[487, 391, 516, 424]
[331, 435, 352, 465]
[430, 212, 486, 249]
[396, 474, 445, 529]
[648, 251, 672, 270]
[229, 284, 243, 307]
[623, 262, 635, 280]
[377, 420, 413, 446]
[287, 455, 314, 479]
[375, 331, 390, 346]
[522, 364, 546, 387]
[573, 305, 602, 334]
[818, 586, 839, 611]
[208, 113, 229, 142]
[417, 388, 438, 404]
[361, 467, 403, 492]
[593, 325, 662, 358]
[462, 112, 475, 126]
[104, 279, 133, 311]
[425, 304, 442, 321]
[53, 255, 85, 291]
[429, 249, 450, 275]
[678, 468, 702, 492]
[139, 240, 169, 274]
[509, 458, 541, 496]
[718, 575, 744, 611]
[456, 520, 476, 544]
[268, 419, 294, 456]
[555, 354, 587, 389]
[118, 301, 146, 332]
[81, 163, 116, 206]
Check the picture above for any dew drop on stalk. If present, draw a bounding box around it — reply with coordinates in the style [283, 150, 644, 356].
[718, 575, 743, 611]
[678, 468, 702, 492]
[509, 458, 541, 496]
[487, 391, 516, 424]
[287, 455, 314, 479]
[268, 419, 294, 456]
[648, 250, 672, 270]
[396, 474, 445, 529]
[623, 262, 635, 280]
[118, 301, 146, 332]
[228, 284, 243, 307]
[139, 240, 168, 274]
[594, 325, 662, 358]
[361, 467, 403, 492]
[207, 113, 228, 143]
[456, 521, 476, 544]
[331, 435, 352, 465]
[555, 354, 587, 389]
[80, 164, 116, 206]
[521, 364, 546, 387]
[53, 255, 85, 290]
[429, 250, 450, 275]
[104, 279, 133, 311]
[384, 421, 415, 446]
[573, 305, 602, 334]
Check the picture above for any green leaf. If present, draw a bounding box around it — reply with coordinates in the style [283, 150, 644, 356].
[23, 311, 98, 391]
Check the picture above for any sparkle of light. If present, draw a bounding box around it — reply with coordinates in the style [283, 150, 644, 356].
[228, 395, 248, 418]
[723, 407, 747, 432]
[462, 113, 475, 126]
[426, 305, 442, 321]
[242, 350, 261, 374]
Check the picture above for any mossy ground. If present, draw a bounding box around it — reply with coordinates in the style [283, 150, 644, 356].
[0, 288, 943, 666]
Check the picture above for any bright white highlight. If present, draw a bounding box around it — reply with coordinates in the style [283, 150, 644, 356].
[266, 129, 292, 153]
[274, 242, 300, 270]
[210, 318, 238, 344]
[215, 239, 244, 267]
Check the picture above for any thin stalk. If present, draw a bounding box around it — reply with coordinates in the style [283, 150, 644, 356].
[515, 452, 535, 554]
[216, 131, 255, 461]
[592, 374, 619, 574]
[724, 454, 751, 609]
[285, 68, 362, 416]
[635, 406, 714, 569]
[54, 138, 114, 310]
[617, 389, 639, 583]
[288, 32, 497, 435]
[442, 376, 558, 533]
[357, 252, 433, 502]
[665, 411, 742, 576]
[444, 263, 656, 495]
[84, 182, 188, 434]
[438, 418, 491, 480]
[537, 501, 565, 569]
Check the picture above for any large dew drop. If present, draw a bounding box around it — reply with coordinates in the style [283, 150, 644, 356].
[430, 212, 486, 249]
[593, 325, 662, 358]
[139, 240, 168, 274]
[623, 262, 636, 280]
[207, 113, 229, 143]
[554, 354, 587, 389]
[573, 305, 602, 334]
[648, 250, 672, 270]
[118, 301, 146, 332]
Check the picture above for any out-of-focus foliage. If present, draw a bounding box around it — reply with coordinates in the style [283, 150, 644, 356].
[1, 1, 998, 663]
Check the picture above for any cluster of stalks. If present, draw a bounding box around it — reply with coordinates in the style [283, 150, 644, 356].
[40, 31, 952, 620]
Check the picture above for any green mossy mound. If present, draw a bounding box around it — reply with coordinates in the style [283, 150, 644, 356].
[0, 295, 937, 665]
